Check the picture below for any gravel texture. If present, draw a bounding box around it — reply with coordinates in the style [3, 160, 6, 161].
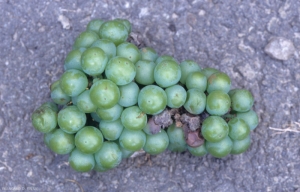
[1, 0, 300, 192]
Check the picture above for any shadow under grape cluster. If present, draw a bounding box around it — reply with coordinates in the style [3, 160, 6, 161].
[31, 18, 259, 172]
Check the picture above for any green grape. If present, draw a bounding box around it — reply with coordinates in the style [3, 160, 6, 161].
[201, 116, 229, 142]
[140, 47, 158, 61]
[229, 89, 254, 112]
[71, 96, 78, 105]
[154, 59, 181, 88]
[94, 161, 109, 172]
[183, 89, 206, 115]
[121, 106, 147, 131]
[94, 141, 122, 169]
[90, 112, 101, 123]
[114, 18, 131, 33]
[231, 135, 251, 154]
[228, 117, 250, 140]
[143, 129, 169, 155]
[117, 42, 141, 64]
[135, 60, 156, 85]
[32, 104, 57, 133]
[117, 141, 134, 159]
[167, 124, 187, 152]
[50, 80, 71, 105]
[118, 82, 140, 107]
[119, 128, 146, 151]
[105, 56, 136, 86]
[186, 71, 207, 91]
[76, 90, 97, 113]
[179, 60, 201, 84]
[91, 39, 116, 59]
[201, 67, 219, 78]
[96, 103, 123, 122]
[155, 55, 177, 64]
[46, 129, 75, 154]
[75, 126, 103, 154]
[206, 136, 233, 158]
[138, 85, 167, 115]
[64, 48, 85, 71]
[165, 84, 187, 108]
[41, 101, 58, 112]
[206, 90, 231, 116]
[81, 47, 109, 76]
[59, 69, 88, 97]
[236, 110, 259, 130]
[89, 79, 120, 109]
[99, 118, 124, 141]
[207, 72, 231, 93]
[69, 148, 95, 172]
[44, 132, 52, 148]
[98, 20, 129, 46]
[187, 143, 207, 157]
[73, 31, 99, 49]
[57, 105, 86, 134]
[86, 19, 105, 33]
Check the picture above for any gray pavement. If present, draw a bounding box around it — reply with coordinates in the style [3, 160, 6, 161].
[0, 0, 299, 191]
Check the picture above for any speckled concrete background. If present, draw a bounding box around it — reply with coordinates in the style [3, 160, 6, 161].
[1, 0, 300, 191]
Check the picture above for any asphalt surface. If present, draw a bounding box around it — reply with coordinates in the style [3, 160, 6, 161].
[1, 0, 300, 191]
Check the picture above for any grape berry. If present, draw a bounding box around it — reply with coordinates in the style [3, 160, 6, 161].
[31, 18, 259, 172]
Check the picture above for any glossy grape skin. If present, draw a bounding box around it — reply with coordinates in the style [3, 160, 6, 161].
[32, 104, 57, 133]
[201, 116, 229, 142]
[119, 128, 146, 151]
[187, 143, 207, 157]
[118, 82, 140, 107]
[236, 110, 259, 130]
[96, 103, 123, 122]
[57, 105, 87, 134]
[117, 141, 134, 159]
[98, 20, 128, 46]
[46, 129, 75, 154]
[73, 31, 99, 49]
[206, 136, 233, 158]
[138, 85, 167, 115]
[69, 148, 95, 172]
[94, 161, 109, 172]
[143, 129, 169, 155]
[117, 42, 141, 64]
[94, 141, 122, 169]
[99, 119, 124, 141]
[154, 59, 181, 88]
[76, 90, 97, 113]
[165, 85, 187, 108]
[50, 80, 71, 105]
[41, 101, 58, 112]
[114, 18, 131, 33]
[135, 60, 156, 85]
[201, 67, 219, 78]
[207, 72, 231, 93]
[90, 112, 101, 123]
[121, 106, 147, 131]
[206, 90, 231, 116]
[231, 135, 251, 154]
[179, 60, 201, 84]
[59, 69, 88, 97]
[155, 55, 177, 64]
[75, 126, 103, 154]
[64, 48, 85, 71]
[89, 79, 120, 109]
[183, 89, 206, 115]
[186, 71, 207, 91]
[229, 89, 254, 112]
[81, 47, 109, 76]
[105, 56, 136, 86]
[228, 117, 250, 140]
[167, 124, 187, 152]
[140, 47, 158, 62]
[86, 19, 105, 33]
[91, 39, 116, 59]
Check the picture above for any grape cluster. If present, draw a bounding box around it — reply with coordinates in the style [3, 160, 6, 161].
[31, 18, 259, 172]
